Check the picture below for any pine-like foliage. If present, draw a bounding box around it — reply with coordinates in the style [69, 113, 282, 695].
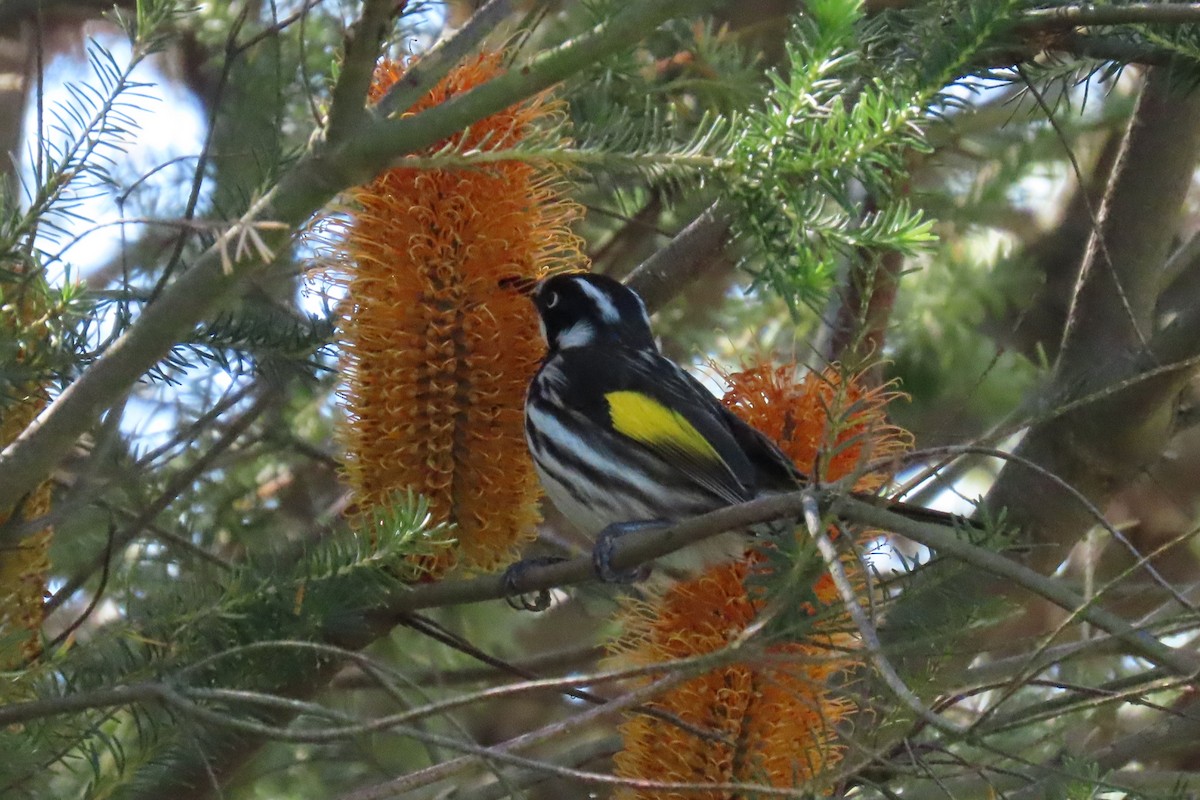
[4, 0, 1200, 798]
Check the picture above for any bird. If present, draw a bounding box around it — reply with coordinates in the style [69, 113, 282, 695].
[519, 271, 969, 594]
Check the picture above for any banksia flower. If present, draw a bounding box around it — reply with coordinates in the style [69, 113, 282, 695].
[325, 53, 584, 578]
[611, 365, 910, 798]
[0, 275, 54, 668]
[721, 364, 910, 493]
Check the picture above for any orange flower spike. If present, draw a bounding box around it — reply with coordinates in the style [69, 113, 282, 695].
[0, 280, 54, 668]
[614, 566, 854, 798]
[331, 53, 584, 577]
[612, 365, 912, 797]
[0, 393, 52, 668]
[721, 363, 912, 489]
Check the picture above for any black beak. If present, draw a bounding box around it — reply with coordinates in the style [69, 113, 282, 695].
[497, 275, 539, 297]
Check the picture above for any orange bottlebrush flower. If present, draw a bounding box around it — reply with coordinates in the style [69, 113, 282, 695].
[611, 364, 910, 797]
[326, 53, 584, 577]
[0, 280, 54, 668]
[721, 363, 912, 491]
[613, 563, 856, 799]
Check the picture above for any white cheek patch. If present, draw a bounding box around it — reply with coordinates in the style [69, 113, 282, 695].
[577, 280, 621, 324]
[557, 321, 595, 349]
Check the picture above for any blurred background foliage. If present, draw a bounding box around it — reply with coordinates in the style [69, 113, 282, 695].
[4, 0, 1200, 798]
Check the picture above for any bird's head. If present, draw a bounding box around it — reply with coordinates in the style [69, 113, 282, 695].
[531, 273, 656, 353]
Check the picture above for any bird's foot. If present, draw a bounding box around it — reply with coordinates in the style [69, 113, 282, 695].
[502, 556, 567, 612]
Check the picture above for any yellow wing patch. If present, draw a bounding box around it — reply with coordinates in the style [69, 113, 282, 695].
[605, 390, 722, 463]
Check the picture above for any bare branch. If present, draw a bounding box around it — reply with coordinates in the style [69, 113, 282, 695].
[986, 69, 1200, 573]
[624, 200, 733, 314]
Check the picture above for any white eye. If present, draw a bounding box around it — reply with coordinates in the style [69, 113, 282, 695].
[544, 290, 559, 309]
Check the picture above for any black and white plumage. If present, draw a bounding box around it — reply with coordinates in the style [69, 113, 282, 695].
[520, 272, 976, 589]
[523, 272, 804, 579]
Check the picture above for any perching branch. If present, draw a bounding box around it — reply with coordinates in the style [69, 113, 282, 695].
[377, 488, 1200, 683]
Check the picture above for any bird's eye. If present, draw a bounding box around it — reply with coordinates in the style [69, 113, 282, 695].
[544, 291, 559, 309]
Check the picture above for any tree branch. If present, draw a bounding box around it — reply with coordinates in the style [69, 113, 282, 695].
[323, 0, 397, 142]
[624, 200, 733, 314]
[372, 489, 1200, 682]
[1021, 3, 1200, 27]
[832, 495, 1200, 679]
[985, 69, 1200, 573]
[40, 390, 273, 611]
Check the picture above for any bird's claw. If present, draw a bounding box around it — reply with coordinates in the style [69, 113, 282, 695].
[502, 556, 567, 612]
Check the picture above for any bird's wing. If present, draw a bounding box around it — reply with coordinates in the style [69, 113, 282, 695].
[635, 356, 806, 495]
[556, 347, 759, 507]
[712, 391, 806, 491]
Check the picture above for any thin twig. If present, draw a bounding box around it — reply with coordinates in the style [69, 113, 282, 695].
[330, 643, 605, 689]
[803, 493, 967, 737]
[233, 0, 329, 56]
[333, 671, 810, 800]
[40, 515, 118, 653]
[147, 3, 251, 303]
[43, 390, 275, 614]
[835, 494, 1200, 679]
[892, 442, 1195, 611]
